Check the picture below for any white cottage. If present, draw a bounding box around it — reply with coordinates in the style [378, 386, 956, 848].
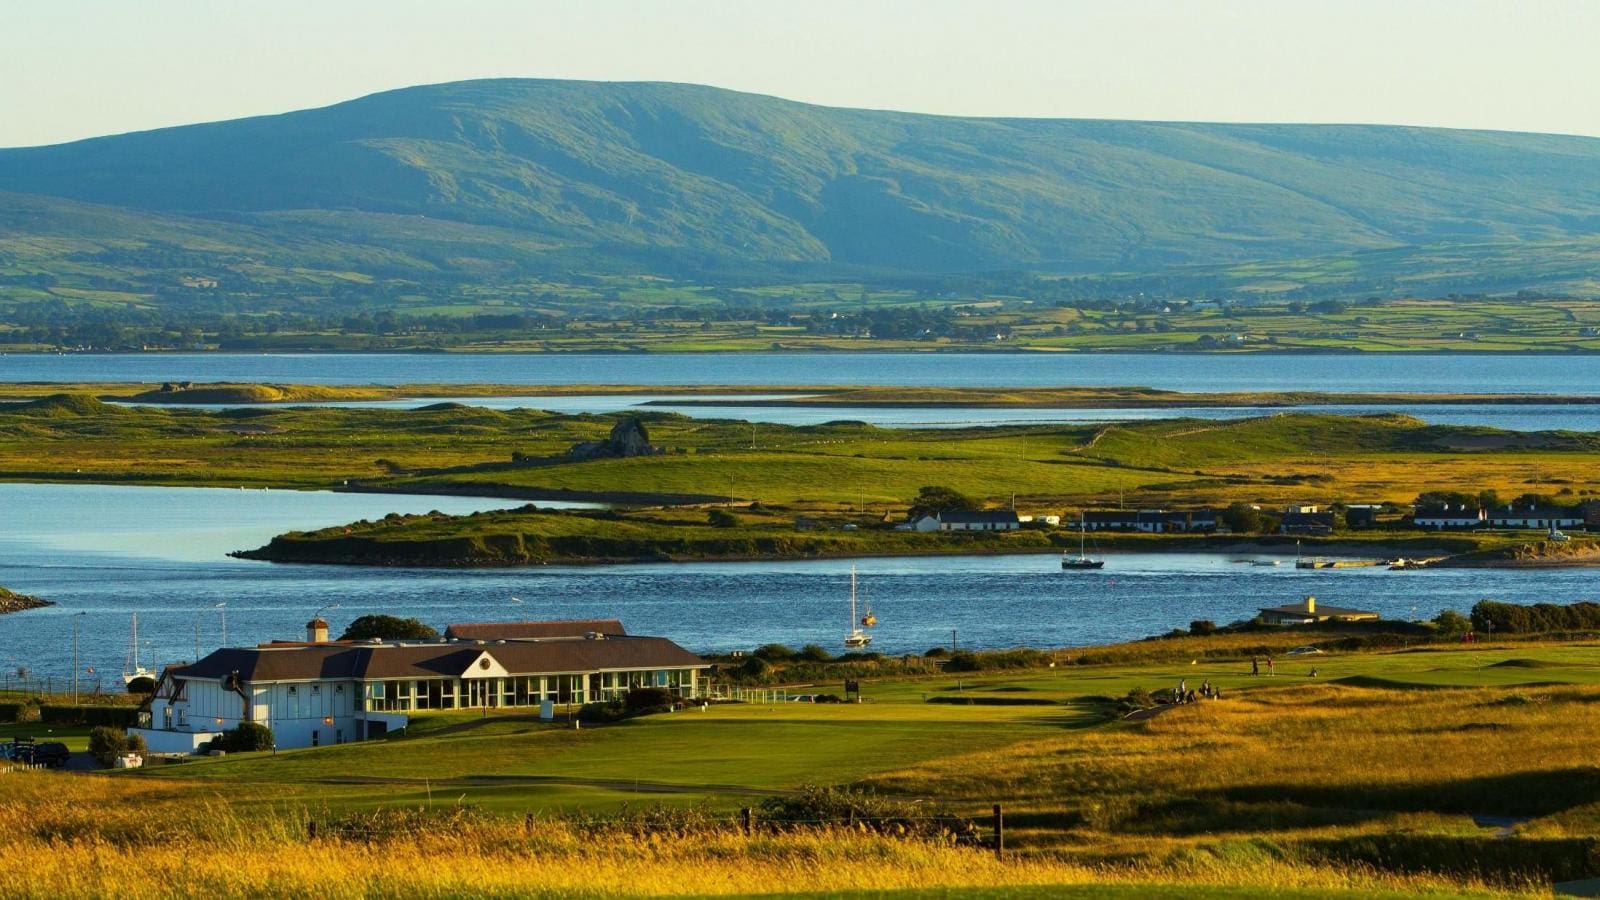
[134, 619, 707, 754]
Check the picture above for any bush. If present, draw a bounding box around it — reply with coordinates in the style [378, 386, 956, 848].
[943, 651, 980, 672]
[736, 656, 772, 678]
[759, 785, 977, 841]
[1189, 620, 1218, 636]
[0, 700, 38, 723]
[126, 675, 156, 695]
[1435, 609, 1471, 636]
[796, 643, 833, 662]
[706, 509, 740, 528]
[339, 615, 439, 642]
[38, 704, 137, 727]
[924, 646, 948, 658]
[218, 721, 274, 753]
[623, 687, 675, 712]
[1472, 599, 1600, 635]
[88, 726, 131, 767]
[752, 643, 797, 661]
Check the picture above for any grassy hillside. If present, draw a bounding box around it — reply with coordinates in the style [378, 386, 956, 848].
[3, 78, 1600, 320]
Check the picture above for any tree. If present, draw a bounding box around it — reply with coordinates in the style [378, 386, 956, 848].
[908, 486, 978, 519]
[220, 721, 275, 753]
[707, 509, 740, 528]
[339, 615, 438, 642]
[1221, 502, 1263, 534]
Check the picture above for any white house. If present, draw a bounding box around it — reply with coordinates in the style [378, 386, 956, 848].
[1488, 506, 1584, 530]
[936, 510, 1021, 532]
[895, 514, 942, 532]
[1413, 505, 1487, 530]
[134, 618, 707, 754]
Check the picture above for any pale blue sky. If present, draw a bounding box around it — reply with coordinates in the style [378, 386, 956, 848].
[3, 0, 1598, 147]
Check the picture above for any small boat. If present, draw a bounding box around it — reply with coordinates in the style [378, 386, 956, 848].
[844, 566, 873, 649]
[1251, 559, 1282, 567]
[1061, 514, 1105, 570]
[123, 612, 155, 686]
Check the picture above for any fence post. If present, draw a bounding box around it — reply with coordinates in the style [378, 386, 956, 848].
[307, 820, 318, 840]
[992, 803, 1004, 860]
[741, 807, 753, 836]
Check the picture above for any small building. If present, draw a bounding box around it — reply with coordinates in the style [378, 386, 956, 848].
[895, 514, 942, 532]
[1083, 510, 1141, 531]
[1017, 514, 1061, 526]
[1413, 504, 1486, 530]
[1258, 595, 1379, 626]
[1344, 505, 1382, 529]
[1280, 510, 1336, 536]
[134, 618, 706, 754]
[937, 510, 1021, 532]
[1488, 506, 1584, 530]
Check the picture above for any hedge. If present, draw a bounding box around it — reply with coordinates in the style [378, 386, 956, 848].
[36, 704, 139, 726]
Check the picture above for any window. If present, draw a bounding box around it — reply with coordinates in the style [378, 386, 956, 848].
[311, 730, 320, 747]
[287, 686, 297, 695]
[311, 685, 320, 696]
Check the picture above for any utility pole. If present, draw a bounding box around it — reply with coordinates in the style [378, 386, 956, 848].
[72, 612, 84, 705]
[951, 629, 958, 654]
[729, 476, 735, 505]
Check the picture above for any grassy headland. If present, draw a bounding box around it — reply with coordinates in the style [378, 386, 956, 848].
[0, 586, 52, 615]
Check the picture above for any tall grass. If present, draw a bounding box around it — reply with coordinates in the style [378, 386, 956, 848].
[0, 773, 1525, 898]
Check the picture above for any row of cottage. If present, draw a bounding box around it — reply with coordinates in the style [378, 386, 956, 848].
[1412, 502, 1598, 531]
[900, 503, 1599, 535]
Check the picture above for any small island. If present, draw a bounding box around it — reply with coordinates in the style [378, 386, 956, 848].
[0, 586, 54, 615]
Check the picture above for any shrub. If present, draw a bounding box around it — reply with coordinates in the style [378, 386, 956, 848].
[736, 656, 772, 678]
[796, 643, 833, 662]
[622, 687, 675, 712]
[218, 721, 274, 753]
[759, 785, 977, 841]
[752, 643, 797, 661]
[1189, 620, 1218, 636]
[924, 646, 948, 658]
[339, 615, 439, 642]
[706, 509, 740, 528]
[1435, 609, 1471, 637]
[0, 700, 37, 723]
[38, 705, 138, 727]
[88, 726, 131, 767]
[943, 651, 980, 672]
[126, 675, 156, 694]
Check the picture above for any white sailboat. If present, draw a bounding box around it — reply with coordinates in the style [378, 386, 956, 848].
[123, 612, 154, 686]
[844, 565, 873, 649]
[1061, 514, 1105, 570]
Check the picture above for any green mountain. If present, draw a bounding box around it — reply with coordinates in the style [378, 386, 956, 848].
[2, 78, 1600, 298]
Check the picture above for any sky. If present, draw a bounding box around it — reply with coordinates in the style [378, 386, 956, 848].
[3, 0, 1598, 147]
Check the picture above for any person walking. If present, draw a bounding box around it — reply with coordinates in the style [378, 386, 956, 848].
[1251, 657, 1260, 676]
[1266, 656, 1276, 676]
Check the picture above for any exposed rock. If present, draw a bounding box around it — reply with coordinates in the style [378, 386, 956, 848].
[0, 587, 53, 615]
[567, 418, 661, 461]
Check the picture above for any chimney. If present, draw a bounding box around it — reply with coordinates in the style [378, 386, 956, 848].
[306, 617, 329, 643]
[1304, 595, 1316, 614]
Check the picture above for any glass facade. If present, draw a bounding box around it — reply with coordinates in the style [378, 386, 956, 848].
[361, 668, 698, 712]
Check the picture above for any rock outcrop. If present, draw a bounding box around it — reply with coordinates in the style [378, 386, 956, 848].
[0, 587, 53, 615]
[567, 418, 661, 461]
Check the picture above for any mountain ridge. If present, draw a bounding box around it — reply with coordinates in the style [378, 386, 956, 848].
[2, 77, 1599, 298]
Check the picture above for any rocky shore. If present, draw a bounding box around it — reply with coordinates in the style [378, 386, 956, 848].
[0, 587, 53, 615]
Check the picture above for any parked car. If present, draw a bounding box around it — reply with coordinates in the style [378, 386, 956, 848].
[30, 742, 71, 768]
[1285, 646, 1324, 656]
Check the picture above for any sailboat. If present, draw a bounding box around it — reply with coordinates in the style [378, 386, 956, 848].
[1061, 514, 1105, 570]
[123, 612, 155, 686]
[844, 566, 873, 649]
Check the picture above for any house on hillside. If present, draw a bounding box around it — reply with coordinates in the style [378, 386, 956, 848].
[895, 514, 942, 532]
[133, 618, 705, 754]
[937, 510, 1021, 532]
[1258, 595, 1379, 626]
[1413, 504, 1486, 530]
[1280, 510, 1336, 536]
[1488, 506, 1584, 530]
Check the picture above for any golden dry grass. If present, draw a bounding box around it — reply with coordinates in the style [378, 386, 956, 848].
[0, 772, 1527, 898]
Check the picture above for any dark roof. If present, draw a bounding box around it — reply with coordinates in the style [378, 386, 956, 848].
[1084, 510, 1139, 522]
[1259, 601, 1377, 618]
[169, 635, 702, 683]
[939, 509, 1020, 524]
[1491, 507, 1581, 518]
[444, 619, 627, 641]
[1281, 511, 1336, 524]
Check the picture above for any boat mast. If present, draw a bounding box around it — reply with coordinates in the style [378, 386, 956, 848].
[849, 565, 858, 631]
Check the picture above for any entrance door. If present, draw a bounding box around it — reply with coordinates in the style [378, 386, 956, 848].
[467, 679, 489, 708]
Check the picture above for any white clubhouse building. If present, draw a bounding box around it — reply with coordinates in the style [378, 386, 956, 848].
[134, 618, 707, 753]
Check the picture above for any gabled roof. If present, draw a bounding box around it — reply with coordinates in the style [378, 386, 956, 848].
[167, 635, 703, 684]
[444, 619, 626, 641]
[939, 509, 1020, 524]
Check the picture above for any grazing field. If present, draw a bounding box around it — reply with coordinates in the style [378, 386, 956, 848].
[5, 397, 1600, 517]
[12, 637, 1600, 896]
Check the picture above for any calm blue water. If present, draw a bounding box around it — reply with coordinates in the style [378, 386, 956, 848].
[3, 484, 1598, 687]
[6, 351, 1600, 394]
